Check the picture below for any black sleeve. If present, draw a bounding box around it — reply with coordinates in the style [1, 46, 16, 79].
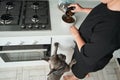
[79, 21, 117, 65]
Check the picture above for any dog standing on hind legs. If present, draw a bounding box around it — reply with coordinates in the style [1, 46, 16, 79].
[42, 42, 76, 80]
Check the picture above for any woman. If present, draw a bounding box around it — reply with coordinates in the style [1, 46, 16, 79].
[64, 0, 120, 80]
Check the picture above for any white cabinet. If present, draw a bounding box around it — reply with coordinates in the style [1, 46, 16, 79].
[51, 36, 75, 63]
[0, 36, 51, 46]
[0, 68, 18, 80]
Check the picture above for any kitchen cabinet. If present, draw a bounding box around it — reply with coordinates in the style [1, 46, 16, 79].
[0, 35, 76, 67]
[51, 36, 75, 63]
[0, 36, 51, 46]
[0, 68, 18, 80]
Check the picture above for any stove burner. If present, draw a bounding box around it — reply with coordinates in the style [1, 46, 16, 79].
[6, 2, 14, 10]
[31, 15, 39, 23]
[0, 0, 3, 2]
[0, 0, 51, 31]
[0, 14, 13, 24]
[31, 2, 39, 9]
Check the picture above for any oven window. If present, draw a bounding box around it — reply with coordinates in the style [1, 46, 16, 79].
[0, 44, 51, 62]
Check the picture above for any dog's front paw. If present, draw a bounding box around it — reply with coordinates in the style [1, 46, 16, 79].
[69, 59, 76, 68]
[71, 59, 76, 64]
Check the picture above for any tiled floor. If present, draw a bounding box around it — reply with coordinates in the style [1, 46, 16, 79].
[0, 58, 120, 80]
[79, 59, 120, 80]
[0, 65, 49, 80]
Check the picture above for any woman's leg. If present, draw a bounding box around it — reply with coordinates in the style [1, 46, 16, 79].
[63, 73, 90, 80]
[63, 75, 79, 80]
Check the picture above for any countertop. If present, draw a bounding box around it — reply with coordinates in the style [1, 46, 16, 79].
[0, 0, 100, 37]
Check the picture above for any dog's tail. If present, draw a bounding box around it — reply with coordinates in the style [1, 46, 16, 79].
[54, 42, 59, 55]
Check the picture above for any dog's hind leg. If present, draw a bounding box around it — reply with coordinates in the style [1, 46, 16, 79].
[69, 59, 76, 68]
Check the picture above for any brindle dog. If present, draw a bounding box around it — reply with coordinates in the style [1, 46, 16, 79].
[43, 42, 76, 80]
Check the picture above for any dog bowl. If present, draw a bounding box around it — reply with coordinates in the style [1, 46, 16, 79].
[61, 15, 76, 27]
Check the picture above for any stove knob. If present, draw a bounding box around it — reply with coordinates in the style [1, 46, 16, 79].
[21, 25, 26, 29]
[35, 25, 39, 28]
[41, 25, 46, 29]
[28, 24, 32, 28]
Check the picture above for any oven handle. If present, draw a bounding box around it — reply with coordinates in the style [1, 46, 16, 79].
[0, 49, 47, 53]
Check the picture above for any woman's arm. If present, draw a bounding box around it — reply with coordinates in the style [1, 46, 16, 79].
[82, 8, 92, 14]
[70, 26, 85, 50]
[68, 3, 92, 14]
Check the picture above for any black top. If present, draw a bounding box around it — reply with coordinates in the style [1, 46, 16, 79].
[72, 3, 120, 79]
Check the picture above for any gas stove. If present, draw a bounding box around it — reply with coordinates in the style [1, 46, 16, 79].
[0, 0, 51, 31]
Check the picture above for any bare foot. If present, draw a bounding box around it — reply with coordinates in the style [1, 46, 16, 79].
[85, 73, 90, 78]
[63, 75, 79, 80]
[63, 74, 90, 80]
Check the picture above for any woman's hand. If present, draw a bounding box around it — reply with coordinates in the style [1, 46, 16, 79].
[68, 3, 92, 14]
[68, 3, 84, 13]
[70, 26, 80, 38]
[70, 26, 85, 50]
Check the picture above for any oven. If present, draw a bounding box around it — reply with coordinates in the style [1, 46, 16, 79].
[0, 36, 51, 67]
[0, 44, 51, 62]
[0, 0, 52, 67]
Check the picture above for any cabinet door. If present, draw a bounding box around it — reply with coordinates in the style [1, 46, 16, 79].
[52, 36, 75, 63]
[0, 68, 18, 80]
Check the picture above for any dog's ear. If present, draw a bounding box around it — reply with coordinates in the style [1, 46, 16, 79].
[58, 54, 66, 61]
[47, 69, 56, 75]
[41, 57, 50, 62]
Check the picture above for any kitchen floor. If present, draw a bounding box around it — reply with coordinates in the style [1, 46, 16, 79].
[0, 58, 120, 80]
[80, 59, 120, 80]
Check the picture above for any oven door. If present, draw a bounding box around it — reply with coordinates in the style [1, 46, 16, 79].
[0, 44, 51, 67]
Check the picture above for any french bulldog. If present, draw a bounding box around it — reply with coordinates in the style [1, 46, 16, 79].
[42, 42, 76, 80]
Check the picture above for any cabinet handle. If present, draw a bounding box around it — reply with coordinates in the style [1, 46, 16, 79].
[33, 41, 39, 44]
[19, 41, 24, 45]
[5, 41, 11, 46]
